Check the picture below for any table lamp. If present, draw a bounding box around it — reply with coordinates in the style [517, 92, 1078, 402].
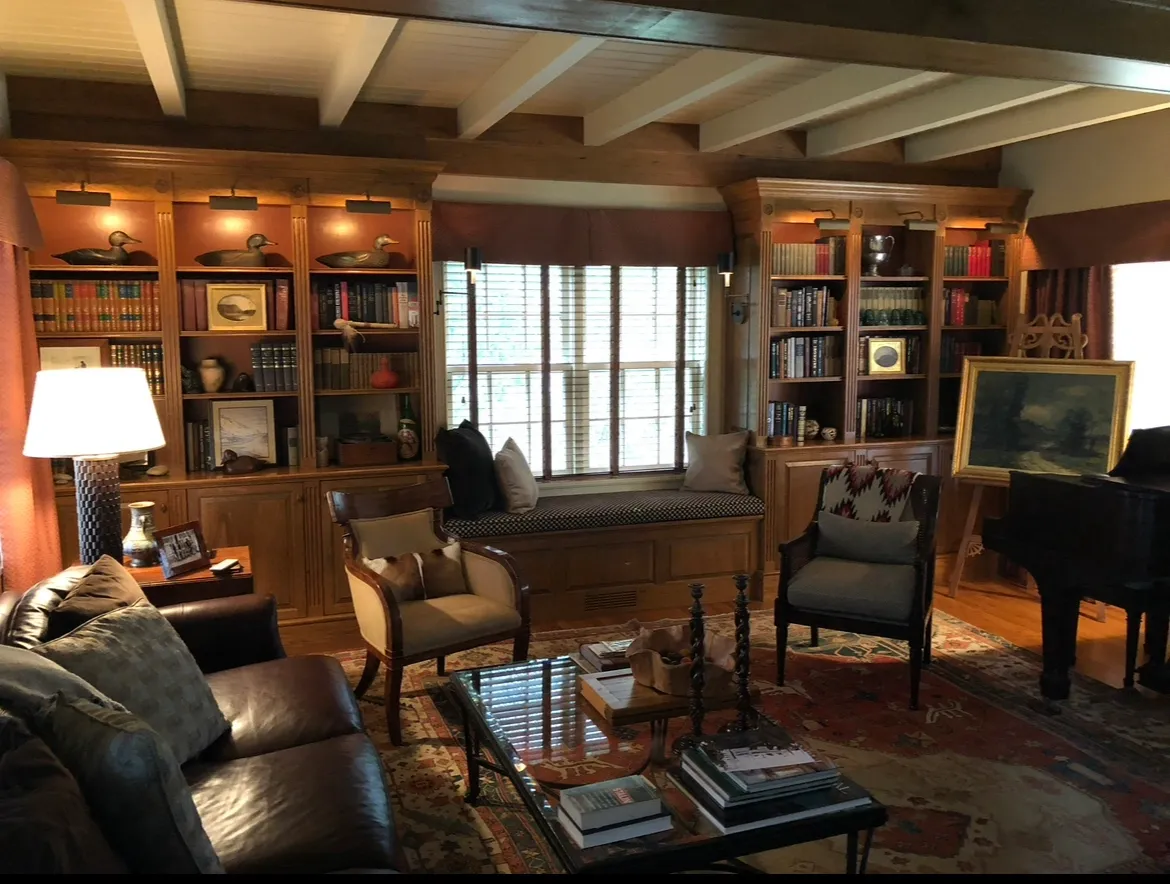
[24, 367, 165, 564]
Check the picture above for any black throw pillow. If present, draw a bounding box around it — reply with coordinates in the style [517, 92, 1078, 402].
[436, 420, 499, 519]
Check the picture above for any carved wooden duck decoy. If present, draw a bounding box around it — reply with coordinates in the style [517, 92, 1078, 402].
[195, 233, 277, 267]
[52, 230, 141, 266]
[315, 234, 400, 269]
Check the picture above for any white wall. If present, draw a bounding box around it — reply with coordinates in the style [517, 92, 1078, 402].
[999, 109, 1170, 217]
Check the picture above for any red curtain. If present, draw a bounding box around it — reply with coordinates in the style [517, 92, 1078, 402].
[1025, 266, 1113, 359]
[0, 159, 60, 592]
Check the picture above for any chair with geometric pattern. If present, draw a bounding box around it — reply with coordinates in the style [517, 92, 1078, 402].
[775, 465, 942, 709]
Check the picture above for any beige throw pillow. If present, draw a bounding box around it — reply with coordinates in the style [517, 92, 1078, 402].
[682, 430, 749, 495]
[494, 438, 539, 514]
[361, 553, 424, 603]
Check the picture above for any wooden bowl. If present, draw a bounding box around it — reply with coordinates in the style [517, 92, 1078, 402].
[625, 623, 737, 698]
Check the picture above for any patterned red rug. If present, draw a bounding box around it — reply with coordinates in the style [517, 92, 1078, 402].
[336, 611, 1170, 874]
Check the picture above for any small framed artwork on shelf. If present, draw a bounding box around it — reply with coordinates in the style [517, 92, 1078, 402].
[207, 283, 268, 331]
[154, 520, 211, 579]
[866, 338, 906, 375]
[209, 399, 277, 467]
[39, 340, 109, 370]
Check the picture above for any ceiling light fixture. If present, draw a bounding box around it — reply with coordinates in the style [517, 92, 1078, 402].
[810, 208, 850, 232]
[56, 182, 112, 207]
[345, 192, 393, 215]
[209, 187, 258, 211]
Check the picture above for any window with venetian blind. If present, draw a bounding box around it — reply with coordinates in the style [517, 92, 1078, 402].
[442, 262, 708, 477]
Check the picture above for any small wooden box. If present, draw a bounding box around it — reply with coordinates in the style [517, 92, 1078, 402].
[337, 440, 398, 467]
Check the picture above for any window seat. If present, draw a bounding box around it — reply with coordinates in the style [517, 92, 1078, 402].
[444, 489, 765, 539]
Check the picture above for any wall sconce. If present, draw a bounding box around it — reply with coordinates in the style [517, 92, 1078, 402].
[730, 300, 748, 325]
[56, 181, 112, 207]
[464, 246, 483, 286]
[345, 192, 393, 215]
[717, 252, 735, 287]
[209, 187, 258, 211]
[899, 210, 939, 232]
[811, 209, 850, 232]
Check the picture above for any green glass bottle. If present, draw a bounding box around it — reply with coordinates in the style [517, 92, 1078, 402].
[396, 395, 420, 461]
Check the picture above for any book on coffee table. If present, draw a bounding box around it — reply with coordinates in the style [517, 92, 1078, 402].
[579, 638, 633, 672]
[557, 808, 673, 848]
[559, 774, 661, 831]
[672, 771, 871, 834]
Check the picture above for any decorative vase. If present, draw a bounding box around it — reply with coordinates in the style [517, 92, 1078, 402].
[370, 357, 399, 389]
[804, 418, 820, 440]
[122, 501, 159, 567]
[199, 358, 226, 393]
[821, 426, 838, 442]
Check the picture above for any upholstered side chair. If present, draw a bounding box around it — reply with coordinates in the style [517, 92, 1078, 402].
[327, 478, 530, 744]
[774, 465, 942, 709]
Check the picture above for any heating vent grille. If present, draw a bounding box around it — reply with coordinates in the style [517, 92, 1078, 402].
[583, 589, 638, 611]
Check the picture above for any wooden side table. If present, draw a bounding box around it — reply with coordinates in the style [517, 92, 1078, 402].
[127, 545, 254, 607]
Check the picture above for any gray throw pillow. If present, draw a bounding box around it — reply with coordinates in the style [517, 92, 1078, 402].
[49, 554, 148, 639]
[817, 511, 921, 565]
[34, 605, 228, 765]
[34, 695, 223, 874]
[0, 644, 120, 721]
[682, 430, 749, 494]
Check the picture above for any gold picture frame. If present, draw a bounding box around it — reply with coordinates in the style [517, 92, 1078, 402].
[866, 337, 905, 374]
[952, 356, 1133, 485]
[206, 283, 267, 331]
[209, 399, 276, 467]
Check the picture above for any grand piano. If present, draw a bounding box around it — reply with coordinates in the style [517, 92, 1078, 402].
[983, 426, 1170, 703]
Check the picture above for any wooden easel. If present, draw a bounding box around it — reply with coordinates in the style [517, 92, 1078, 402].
[946, 313, 1106, 620]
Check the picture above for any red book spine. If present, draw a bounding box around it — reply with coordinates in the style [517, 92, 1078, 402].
[340, 281, 350, 321]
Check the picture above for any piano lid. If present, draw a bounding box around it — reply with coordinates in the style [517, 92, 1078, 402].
[1108, 425, 1170, 492]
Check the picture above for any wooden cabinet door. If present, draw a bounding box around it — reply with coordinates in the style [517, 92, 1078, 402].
[318, 474, 426, 616]
[186, 484, 308, 620]
[781, 454, 854, 542]
[865, 444, 936, 476]
[56, 491, 178, 569]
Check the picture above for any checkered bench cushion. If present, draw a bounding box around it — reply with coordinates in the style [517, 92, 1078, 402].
[444, 489, 765, 540]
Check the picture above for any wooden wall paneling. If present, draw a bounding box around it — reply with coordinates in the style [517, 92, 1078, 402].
[865, 442, 935, 475]
[415, 203, 438, 453]
[301, 479, 324, 618]
[842, 212, 863, 441]
[925, 223, 946, 434]
[155, 198, 184, 475]
[290, 203, 316, 460]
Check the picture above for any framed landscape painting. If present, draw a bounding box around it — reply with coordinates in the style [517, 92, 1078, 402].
[209, 399, 276, 467]
[953, 357, 1133, 485]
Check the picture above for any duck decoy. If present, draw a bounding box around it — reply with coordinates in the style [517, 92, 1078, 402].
[221, 449, 266, 474]
[195, 233, 277, 267]
[315, 234, 400, 269]
[52, 230, 141, 266]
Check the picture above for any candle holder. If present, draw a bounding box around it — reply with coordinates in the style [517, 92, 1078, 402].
[671, 582, 707, 754]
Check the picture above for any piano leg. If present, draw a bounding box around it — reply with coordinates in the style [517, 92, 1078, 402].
[1138, 596, 1170, 693]
[1036, 583, 1081, 705]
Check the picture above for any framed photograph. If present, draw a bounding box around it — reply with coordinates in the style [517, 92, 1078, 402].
[39, 340, 109, 371]
[953, 356, 1134, 485]
[866, 337, 905, 375]
[154, 521, 211, 578]
[207, 283, 268, 331]
[210, 399, 276, 467]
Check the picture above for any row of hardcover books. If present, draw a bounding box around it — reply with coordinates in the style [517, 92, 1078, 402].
[314, 281, 420, 329]
[859, 286, 927, 318]
[767, 401, 806, 440]
[857, 397, 914, 439]
[248, 343, 299, 393]
[181, 279, 292, 331]
[769, 335, 842, 379]
[32, 279, 160, 333]
[111, 344, 164, 395]
[943, 288, 998, 326]
[941, 340, 983, 373]
[943, 242, 1006, 277]
[314, 349, 419, 391]
[770, 285, 839, 328]
[771, 238, 845, 276]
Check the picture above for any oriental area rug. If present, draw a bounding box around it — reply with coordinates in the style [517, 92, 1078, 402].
[335, 611, 1170, 874]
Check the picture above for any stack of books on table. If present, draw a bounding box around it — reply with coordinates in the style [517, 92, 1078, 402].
[673, 726, 871, 834]
[557, 775, 673, 848]
[578, 638, 633, 672]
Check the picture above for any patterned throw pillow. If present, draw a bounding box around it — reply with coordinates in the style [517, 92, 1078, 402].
[34, 695, 223, 874]
[361, 553, 425, 603]
[49, 555, 148, 639]
[34, 606, 228, 765]
[419, 543, 470, 598]
[820, 465, 916, 522]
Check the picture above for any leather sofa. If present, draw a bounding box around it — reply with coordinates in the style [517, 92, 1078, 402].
[0, 570, 399, 874]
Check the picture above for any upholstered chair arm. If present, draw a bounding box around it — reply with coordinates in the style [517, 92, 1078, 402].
[344, 557, 399, 657]
[461, 541, 527, 613]
[779, 526, 818, 587]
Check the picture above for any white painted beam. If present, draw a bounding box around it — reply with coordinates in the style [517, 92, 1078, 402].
[319, 15, 401, 127]
[807, 78, 1085, 157]
[457, 33, 603, 139]
[122, 0, 186, 117]
[699, 65, 948, 153]
[906, 87, 1170, 162]
[584, 50, 782, 146]
[0, 74, 9, 139]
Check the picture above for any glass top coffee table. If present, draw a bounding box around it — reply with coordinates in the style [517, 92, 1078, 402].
[449, 656, 886, 874]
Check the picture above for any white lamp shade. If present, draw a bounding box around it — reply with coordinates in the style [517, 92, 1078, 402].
[24, 367, 165, 458]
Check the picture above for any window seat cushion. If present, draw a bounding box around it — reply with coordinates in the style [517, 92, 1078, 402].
[444, 489, 765, 540]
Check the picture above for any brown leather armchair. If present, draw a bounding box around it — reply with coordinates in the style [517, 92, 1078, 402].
[328, 477, 530, 744]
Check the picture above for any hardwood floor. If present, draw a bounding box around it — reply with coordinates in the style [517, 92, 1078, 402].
[282, 569, 1137, 690]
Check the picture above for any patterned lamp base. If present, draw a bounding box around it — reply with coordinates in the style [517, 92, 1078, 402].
[74, 456, 123, 564]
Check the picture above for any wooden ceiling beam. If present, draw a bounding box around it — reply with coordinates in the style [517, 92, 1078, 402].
[121, 0, 186, 117]
[245, 0, 1170, 93]
[583, 49, 782, 146]
[319, 15, 402, 127]
[905, 87, 1170, 162]
[458, 33, 603, 139]
[700, 66, 947, 153]
[806, 78, 1085, 157]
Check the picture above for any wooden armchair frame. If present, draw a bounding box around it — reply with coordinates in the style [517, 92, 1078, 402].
[775, 470, 942, 709]
[327, 478, 531, 744]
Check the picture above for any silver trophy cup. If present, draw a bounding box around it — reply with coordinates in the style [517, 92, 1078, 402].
[864, 234, 894, 277]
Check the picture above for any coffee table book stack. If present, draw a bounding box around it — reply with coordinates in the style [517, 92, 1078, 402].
[557, 775, 673, 848]
[579, 638, 634, 672]
[672, 726, 872, 834]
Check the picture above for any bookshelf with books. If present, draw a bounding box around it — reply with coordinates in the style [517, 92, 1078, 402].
[720, 178, 1029, 582]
